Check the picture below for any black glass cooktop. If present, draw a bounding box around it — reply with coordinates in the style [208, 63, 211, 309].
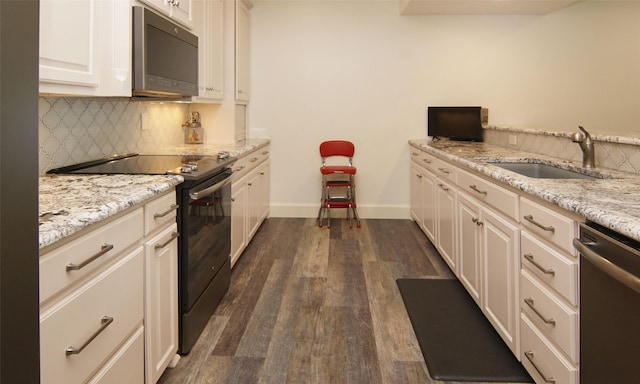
[47, 154, 236, 181]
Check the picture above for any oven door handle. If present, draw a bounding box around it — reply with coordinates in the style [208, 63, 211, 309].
[189, 177, 232, 201]
[573, 238, 640, 294]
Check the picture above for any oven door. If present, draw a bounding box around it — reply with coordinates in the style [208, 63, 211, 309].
[180, 171, 232, 311]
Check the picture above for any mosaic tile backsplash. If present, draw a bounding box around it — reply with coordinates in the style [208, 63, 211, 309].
[39, 96, 640, 176]
[39, 97, 189, 174]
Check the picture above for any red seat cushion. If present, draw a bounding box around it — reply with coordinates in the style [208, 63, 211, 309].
[320, 165, 356, 175]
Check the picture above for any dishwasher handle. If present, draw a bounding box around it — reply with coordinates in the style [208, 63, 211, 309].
[574, 237, 640, 295]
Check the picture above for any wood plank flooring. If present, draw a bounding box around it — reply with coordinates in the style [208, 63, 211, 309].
[158, 218, 522, 384]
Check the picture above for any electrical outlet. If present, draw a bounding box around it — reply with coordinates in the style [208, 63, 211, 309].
[508, 135, 518, 146]
[140, 112, 149, 131]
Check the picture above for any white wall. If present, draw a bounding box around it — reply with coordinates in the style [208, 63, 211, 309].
[248, 0, 640, 218]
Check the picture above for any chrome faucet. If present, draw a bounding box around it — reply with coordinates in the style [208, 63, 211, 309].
[571, 126, 595, 168]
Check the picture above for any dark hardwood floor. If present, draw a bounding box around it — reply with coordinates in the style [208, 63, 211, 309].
[158, 218, 520, 384]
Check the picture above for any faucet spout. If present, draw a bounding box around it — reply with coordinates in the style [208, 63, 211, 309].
[572, 125, 595, 168]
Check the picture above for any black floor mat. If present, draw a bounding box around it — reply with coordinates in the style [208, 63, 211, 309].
[397, 278, 533, 383]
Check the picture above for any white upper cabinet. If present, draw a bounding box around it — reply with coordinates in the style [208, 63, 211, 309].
[399, 0, 584, 15]
[192, 0, 224, 102]
[235, 0, 252, 102]
[137, 0, 194, 29]
[39, 0, 131, 96]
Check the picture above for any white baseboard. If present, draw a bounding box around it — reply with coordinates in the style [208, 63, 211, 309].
[268, 203, 411, 219]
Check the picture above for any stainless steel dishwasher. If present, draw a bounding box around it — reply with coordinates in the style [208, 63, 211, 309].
[573, 222, 640, 384]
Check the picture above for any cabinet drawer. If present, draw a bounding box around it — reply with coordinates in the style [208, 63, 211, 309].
[410, 148, 438, 173]
[40, 248, 144, 384]
[458, 169, 519, 220]
[87, 326, 144, 384]
[521, 232, 578, 305]
[233, 146, 269, 180]
[40, 208, 144, 303]
[520, 314, 578, 384]
[433, 157, 457, 184]
[520, 197, 577, 254]
[521, 270, 578, 362]
[145, 190, 178, 236]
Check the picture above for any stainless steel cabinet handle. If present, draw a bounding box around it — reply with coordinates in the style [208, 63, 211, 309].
[437, 183, 449, 192]
[524, 298, 556, 325]
[469, 184, 487, 196]
[574, 238, 640, 294]
[524, 351, 556, 383]
[65, 316, 114, 356]
[438, 167, 451, 174]
[249, 157, 259, 163]
[524, 214, 555, 233]
[422, 158, 432, 164]
[66, 244, 114, 271]
[153, 204, 179, 219]
[261, 151, 269, 155]
[524, 253, 555, 276]
[234, 165, 246, 172]
[155, 232, 179, 250]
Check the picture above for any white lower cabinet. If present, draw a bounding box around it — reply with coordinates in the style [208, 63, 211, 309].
[144, 223, 179, 384]
[40, 190, 179, 384]
[457, 189, 520, 354]
[410, 156, 436, 242]
[409, 142, 582, 383]
[40, 247, 144, 384]
[231, 146, 270, 267]
[521, 314, 578, 384]
[519, 197, 580, 384]
[435, 178, 457, 272]
[457, 193, 482, 305]
[231, 177, 248, 266]
[87, 327, 145, 384]
[482, 207, 520, 355]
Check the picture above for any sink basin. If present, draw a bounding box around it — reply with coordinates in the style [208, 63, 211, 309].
[489, 162, 597, 180]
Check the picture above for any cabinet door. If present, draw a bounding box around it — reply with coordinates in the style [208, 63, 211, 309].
[258, 160, 270, 222]
[410, 162, 423, 226]
[40, 0, 131, 96]
[39, 0, 100, 91]
[457, 193, 482, 305]
[231, 179, 247, 267]
[192, 0, 224, 101]
[144, 224, 179, 384]
[422, 169, 437, 243]
[247, 167, 261, 240]
[435, 179, 456, 272]
[482, 208, 520, 355]
[235, 0, 251, 101]
[169, 0, 193, 28]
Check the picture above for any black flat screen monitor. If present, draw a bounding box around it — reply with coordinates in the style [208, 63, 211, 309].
[428, 106, 483, 142]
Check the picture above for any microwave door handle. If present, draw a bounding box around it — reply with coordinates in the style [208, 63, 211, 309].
[189, 177, 232, 201]
[573, 238, 640, 294]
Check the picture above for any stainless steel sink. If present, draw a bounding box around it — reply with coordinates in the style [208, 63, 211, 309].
[489, 162, 597, 180]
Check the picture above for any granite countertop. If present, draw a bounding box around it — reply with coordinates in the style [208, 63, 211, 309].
[409, 139, 640, 242]
[39, 174, 184, 251]
[151, 138, 270, 157]
[38, 139, 271, 251]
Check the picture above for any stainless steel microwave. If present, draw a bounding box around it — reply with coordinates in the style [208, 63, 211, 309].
[132, 6, 198, 98]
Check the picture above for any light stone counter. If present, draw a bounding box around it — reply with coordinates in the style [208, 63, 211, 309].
[151, 139, 270, 157]
[409, 139, 640, 242]
[39, 174, 183, 250]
